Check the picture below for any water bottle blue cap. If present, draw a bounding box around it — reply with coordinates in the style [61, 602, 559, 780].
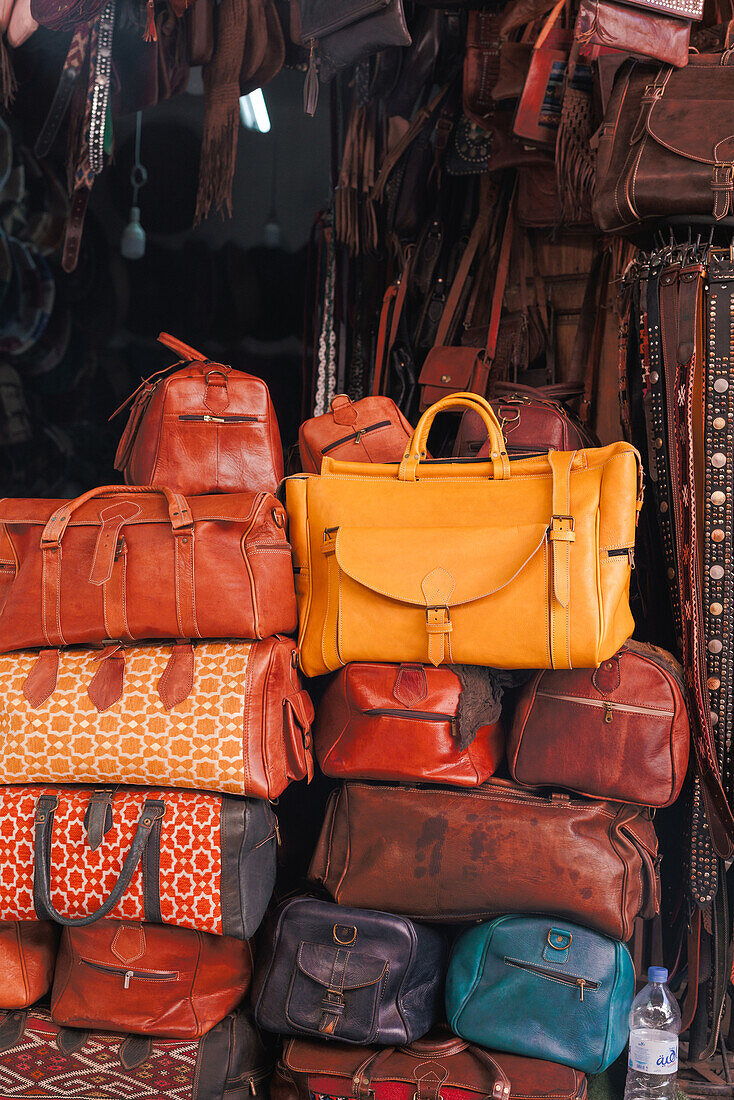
[648, 967, 668, 982]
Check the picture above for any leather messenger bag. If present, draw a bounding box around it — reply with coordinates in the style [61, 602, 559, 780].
[0, 484, 297, 652]
[287, 392, 642, 677]
[309, 780, 659, 941]
[594, 54, 734, 233]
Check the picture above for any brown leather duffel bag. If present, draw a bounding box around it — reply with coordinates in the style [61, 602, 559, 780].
[0, 922, 58, 1009]
[594, 54, 734, 233]
[271, 1032, 587, 1100]
[309, 780, 659, 940]
[0, 485, 296, 652]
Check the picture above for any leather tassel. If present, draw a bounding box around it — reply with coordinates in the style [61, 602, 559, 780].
[0, 37, 17, 108]
[22, 650, 60, 709]
[143, 0, 157, 42]
[304, 40, 319, 116]
[157, 643, 195, 710]
[87, 646, 125, 713]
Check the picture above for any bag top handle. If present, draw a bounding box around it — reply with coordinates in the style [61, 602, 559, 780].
[40, 485, 193, 548]
[399, 393, 510, 482]
[157, 332, 207, 362]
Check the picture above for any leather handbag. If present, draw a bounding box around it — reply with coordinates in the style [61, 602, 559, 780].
[453, 385, 598, 458]
[508, 640, 690, 807]
[593, 55, 734, 233]
[299, 394, 413, 473]
[253, 897, 446, 1044]
[287, 393, 642, 678]
[0, 485, 296, 653]
[0, 637, 314, 799]
[0, 1006, 271, 1099]
[0, 922, 58, 1009]
[314, 662, 504, 787]
[0, 786, 276, 939]
[271, 1032, 587, 1100]
[446, 916, 635, 1074]
[300, 0, 411, 98]
[51, 921, 252, 1038]
[112, 332, 284, 496]
[309, 780, 659, 940]
[574, 0, 691, 68]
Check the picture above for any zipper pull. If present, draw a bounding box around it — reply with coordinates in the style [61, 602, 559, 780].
[124, 970, 133, 989]
[274, 819, 282, 846]
[628, 547, 636, 569]
[249, 1079, 258, 1096]
[577, 979, 586, 1002]
[604, 702, 613, 724]
[203, 415, 225, 423]
[354, 430, 364, 443]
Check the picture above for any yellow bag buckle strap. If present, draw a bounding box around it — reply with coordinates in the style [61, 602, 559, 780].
[548, 451, 577, 670]
[321, 528, 342, 672]
[425, 605, 452, 666]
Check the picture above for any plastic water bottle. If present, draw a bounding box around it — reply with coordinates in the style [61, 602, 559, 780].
[624, 967, 681, 1100]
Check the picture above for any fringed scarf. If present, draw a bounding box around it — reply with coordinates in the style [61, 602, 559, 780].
[194, 0, 247, 223]
[556, 56, 596, 225]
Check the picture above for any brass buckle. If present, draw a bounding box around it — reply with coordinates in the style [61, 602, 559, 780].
[333, 924, 357, 946]
[547, 930, 572, 949]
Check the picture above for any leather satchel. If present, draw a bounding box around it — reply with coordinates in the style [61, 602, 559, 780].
[0, 1006, 271, 1099]
[0, 637, 314, 799]
[314, 662, 504, 787]
[453, 385, 598, 458]
[0, 786, 276, 938]
[253, 897, 446, 1044]
[0, 922, 58, 1009]
[0, 485, 296, 653]
[446, 916, 635, 1074]
[594, 55, 734, 232]
[299, 394, 413, 473]
[287, 393, 642, 677]
[51, 921, 252, 1038]
[271, 1031, 587, 1100]
[309, 780, 659, 940]
[574, 0, 691, 68]
[112, 332, 284, 496]
[508, 640, 690, 807]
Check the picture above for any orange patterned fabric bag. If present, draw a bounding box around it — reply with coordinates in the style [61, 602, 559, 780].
[0, 786, 276, 938]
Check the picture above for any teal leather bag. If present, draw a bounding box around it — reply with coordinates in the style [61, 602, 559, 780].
[446, 915, 635, 1074]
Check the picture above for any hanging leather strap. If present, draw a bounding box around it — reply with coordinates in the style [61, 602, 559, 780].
[35, 25, 88, 159]
[372, 249, 414, 396]
[372, 85, 452, 203]
[33, 795, 165, 926]
[680, 908, 702, 1033]
[318, 948, 351, 1035]
[484, 187, 517, 366]
[548, 450, 577, 670]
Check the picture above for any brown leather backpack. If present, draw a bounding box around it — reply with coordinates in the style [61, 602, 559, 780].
[112, 332, 284, 495]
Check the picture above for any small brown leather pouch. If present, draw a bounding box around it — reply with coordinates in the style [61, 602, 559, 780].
[491, 40, 532, 100]
[575, 0, 691, 67]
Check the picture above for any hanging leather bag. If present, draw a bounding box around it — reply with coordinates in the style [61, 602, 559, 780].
[112, 332, 284, 496]
[287, 392, 642, 677]
[508, 640, 690, 807]
[0, 786, 276, 938]
[299, 394, 413, 473]
[271, 1032, 586, 1100]
[0, 922, 58, 1009]
[446, 916, 635, 1074]
[0, 1006, 271, 1098]
[594, 55, 734, 233]
[0, 637, 314, 799]
[452, 384, 598, 458]
[314, 662, 504, 787]
[51, 921, 252, 1038]
[309, 780, 659, 940]
[253, 897, 446, 1045]
[574, 0, 691, 68]
[0, 485, 296, 653]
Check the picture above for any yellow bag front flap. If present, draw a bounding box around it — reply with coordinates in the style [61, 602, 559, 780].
[333, 523, 549, 607]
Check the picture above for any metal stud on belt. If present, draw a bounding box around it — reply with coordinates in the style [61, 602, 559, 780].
[88, 0, 115, 176]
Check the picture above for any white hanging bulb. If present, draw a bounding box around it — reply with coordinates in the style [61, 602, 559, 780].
[121, 112, 147, 261]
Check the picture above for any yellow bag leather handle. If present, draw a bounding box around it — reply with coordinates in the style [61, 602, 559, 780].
[399, 393, 510, 481]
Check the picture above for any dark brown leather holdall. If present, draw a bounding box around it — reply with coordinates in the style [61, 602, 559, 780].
[309, 780, 659, 940]
[51, 921, 252, 1038]
[594, 54, 734, 233]
[271, 1031, 587, 1100]
[0, 485, 296, 652]
[508, 640, 690, 807]
[0, 922, 58, 1009]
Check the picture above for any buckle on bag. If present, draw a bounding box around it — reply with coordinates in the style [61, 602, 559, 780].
[548, 515, 576, 543]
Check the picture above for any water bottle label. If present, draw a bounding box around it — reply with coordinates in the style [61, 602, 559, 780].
[628, 1034, 678, 1075]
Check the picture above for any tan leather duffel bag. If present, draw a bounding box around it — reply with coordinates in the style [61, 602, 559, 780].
[287, 393, 642, 677]
[0, 485, 296, 652]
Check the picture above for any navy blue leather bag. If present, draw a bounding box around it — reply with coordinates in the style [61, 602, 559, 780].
[253, 897, 446, 1045]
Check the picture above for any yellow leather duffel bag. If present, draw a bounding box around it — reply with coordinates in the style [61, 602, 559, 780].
[286, 393, 642, 678]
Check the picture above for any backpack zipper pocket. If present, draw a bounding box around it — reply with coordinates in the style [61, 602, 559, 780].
[365, 707, 457, 735]
[535, 690, 674, 725]
[178, 414, 259, 424]
[79, 959, 178, 989]
[321, 420, 392, 454]
[503, 957, 599, 1001]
